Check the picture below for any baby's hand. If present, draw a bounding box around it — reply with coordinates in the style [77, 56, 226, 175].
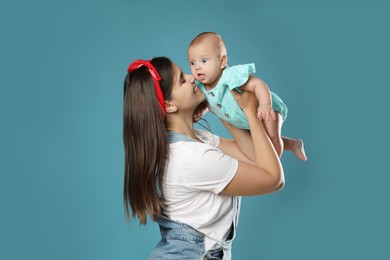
[193, 101, 209, 123]
[257, 104, 276, 121]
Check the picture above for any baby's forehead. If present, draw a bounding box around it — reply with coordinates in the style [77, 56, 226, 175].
[188, 45, 218, 60]
[195, 34, 220, 47]
[190, 39, 220, 53]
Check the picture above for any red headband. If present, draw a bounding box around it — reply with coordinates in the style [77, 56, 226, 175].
[127, 59, 166, 118]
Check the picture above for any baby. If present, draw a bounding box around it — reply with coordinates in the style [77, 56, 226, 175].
[188, 32, 307, 161]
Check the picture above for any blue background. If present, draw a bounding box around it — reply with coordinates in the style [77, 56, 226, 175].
[1, 0, 389, 259]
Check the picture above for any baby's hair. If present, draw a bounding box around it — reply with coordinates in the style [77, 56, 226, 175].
[189, 32, 227, 57]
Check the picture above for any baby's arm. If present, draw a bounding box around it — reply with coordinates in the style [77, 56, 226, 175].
[193, 100, 209, 122]
[241, 75, 276, 121]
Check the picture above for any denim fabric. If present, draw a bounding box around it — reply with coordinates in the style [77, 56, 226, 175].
[150, 215, 233, 260]
[167, 130, 197, 143]
[151, 132, 235, 259]
[203, 236, 233, 260]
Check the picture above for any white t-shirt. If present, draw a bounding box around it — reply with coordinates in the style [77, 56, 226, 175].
[163, 130, 240, 250]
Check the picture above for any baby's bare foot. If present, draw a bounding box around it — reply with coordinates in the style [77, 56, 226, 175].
[293, 139, 307, 161]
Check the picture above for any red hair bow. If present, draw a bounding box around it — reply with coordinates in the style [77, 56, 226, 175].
[127, 59, 166, 118]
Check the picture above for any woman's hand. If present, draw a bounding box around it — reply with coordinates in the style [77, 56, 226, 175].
[230, 89, 258, 114]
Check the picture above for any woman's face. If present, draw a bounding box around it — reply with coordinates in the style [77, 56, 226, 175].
[168, 63, 205, 113]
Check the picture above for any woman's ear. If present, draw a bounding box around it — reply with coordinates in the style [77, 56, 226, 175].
[165, 101, 177, 113]
[220, 54, 227, 69]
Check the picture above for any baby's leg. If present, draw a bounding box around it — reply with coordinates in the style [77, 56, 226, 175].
[263, 113, 284, 158]
[264, 112, 308, 161]
[282, 137, 307, 161]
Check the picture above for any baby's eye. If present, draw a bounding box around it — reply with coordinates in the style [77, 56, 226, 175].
[190, 61, 196, 66]
[201, 58, 208, 63]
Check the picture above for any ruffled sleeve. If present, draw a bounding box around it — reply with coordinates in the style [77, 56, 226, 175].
[194, 80, 204, 88]
[222, 63, 256, 90]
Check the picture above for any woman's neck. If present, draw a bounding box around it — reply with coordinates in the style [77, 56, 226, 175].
[166, 116, 198, 141]
[166, 120, 195, 138]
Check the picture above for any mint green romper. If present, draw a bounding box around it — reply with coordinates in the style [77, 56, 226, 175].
[197, 63, 288, 130]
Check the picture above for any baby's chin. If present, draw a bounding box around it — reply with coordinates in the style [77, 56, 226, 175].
[196, 78, 208, 85]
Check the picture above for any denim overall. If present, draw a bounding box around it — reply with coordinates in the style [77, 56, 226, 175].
[149, 131, 237, 260]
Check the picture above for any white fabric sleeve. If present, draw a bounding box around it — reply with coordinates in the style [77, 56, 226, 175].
[194, 129, 220, 147]
[180, 143, 238, 194]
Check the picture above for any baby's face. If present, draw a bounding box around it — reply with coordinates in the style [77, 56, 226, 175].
[188, 42, 224, 88]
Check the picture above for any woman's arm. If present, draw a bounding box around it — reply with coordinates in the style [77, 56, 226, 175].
[221, 90, 284, 196]
[218, 134, 254, 165]
[219, 119, 256, 163]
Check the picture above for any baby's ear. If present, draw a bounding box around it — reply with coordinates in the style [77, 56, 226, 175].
[220, 55, 227, 69]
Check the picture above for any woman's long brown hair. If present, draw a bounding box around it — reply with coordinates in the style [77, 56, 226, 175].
[123, 57, 173, 224]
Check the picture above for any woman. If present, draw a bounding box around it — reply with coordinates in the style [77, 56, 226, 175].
[123, 57, 284, 259]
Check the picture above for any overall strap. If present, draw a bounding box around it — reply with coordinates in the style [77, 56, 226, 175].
[167, 131, 197, 143]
